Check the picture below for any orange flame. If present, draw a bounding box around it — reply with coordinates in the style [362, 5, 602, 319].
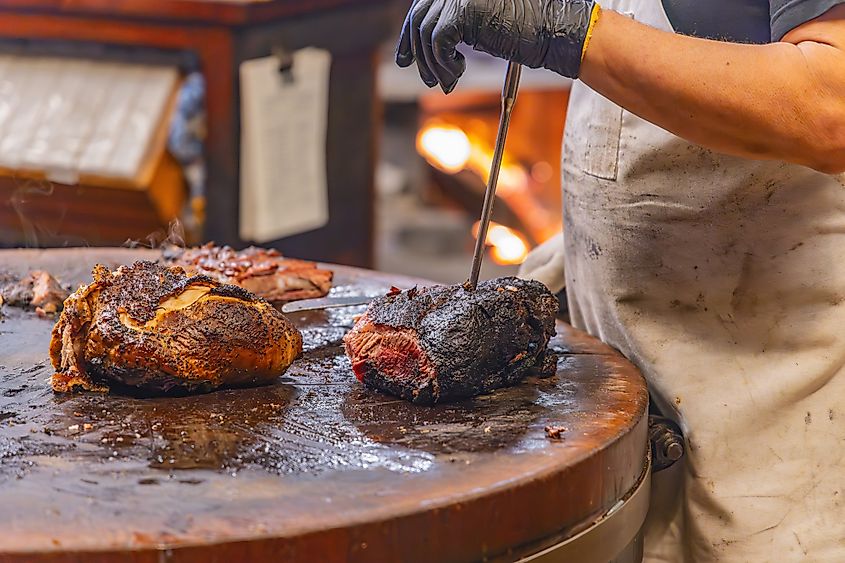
[419, 120, 561, 244]
[472, 221, 530, 265]
[417, 124, 472, 173]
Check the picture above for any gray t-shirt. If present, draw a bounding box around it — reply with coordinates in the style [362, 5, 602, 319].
[661, 0, 844, 43]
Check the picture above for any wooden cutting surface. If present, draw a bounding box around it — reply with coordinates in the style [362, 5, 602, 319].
[0, 248, 648, 563]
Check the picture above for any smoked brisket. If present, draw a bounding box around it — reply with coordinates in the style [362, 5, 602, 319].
[344, 277, 558, 404]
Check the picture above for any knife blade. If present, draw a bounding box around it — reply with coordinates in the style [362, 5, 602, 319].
[281, 295, 374, 314]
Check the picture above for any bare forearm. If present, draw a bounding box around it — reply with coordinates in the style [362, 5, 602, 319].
[579, 8, 845, 173]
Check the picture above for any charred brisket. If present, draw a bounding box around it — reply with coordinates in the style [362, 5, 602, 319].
[343, 277, 558, 405]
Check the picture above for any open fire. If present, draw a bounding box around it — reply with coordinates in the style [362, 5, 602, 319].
[417, 125, 472, 173]
[471, 220, 529, 265]
[416, 118, 562, 266]
[417, 122, 526, 191]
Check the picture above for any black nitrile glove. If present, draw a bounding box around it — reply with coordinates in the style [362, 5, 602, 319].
[396, 0, 599, 93]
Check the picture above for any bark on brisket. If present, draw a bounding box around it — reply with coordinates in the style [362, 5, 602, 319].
[49, 261, 302, 395]
[344, 277, 558, 405]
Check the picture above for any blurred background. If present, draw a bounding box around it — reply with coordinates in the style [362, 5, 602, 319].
[0, 0, 571, 284]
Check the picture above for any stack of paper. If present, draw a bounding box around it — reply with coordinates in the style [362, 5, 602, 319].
[239, 48, 331, 244]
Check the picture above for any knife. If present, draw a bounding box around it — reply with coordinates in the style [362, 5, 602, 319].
[468, 61, 522, 290]
[281, 295, 374, 314]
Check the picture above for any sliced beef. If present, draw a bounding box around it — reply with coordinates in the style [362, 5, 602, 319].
[164, 243, 333, 303]
[343, 277, 558, 405]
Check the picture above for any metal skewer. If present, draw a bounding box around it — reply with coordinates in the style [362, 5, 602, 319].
[286, 63, 522, 313]
[467, 61, 522, 290]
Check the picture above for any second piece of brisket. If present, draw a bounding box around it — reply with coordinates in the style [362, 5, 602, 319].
[343, 277, 558, 405]
[164, 244, 333, 303]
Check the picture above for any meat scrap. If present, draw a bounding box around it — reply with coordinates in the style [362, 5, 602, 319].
[544, 425, 567, 440]
[164, 243, 333, 303]
[50, 261, 302, 395]
[343, 277, 558, 405]
[0, 271, 69, 314]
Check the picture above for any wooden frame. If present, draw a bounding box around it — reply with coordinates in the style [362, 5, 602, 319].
[0, 0, 396, 266]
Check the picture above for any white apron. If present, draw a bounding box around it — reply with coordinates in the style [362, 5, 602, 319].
[521, 1, 845, 560]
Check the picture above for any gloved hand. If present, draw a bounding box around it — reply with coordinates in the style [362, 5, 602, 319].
[517, 233, 566, 293]
[396, 0, 600, 93]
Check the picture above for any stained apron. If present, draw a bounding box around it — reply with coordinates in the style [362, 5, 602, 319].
[520, 1, 845, 560]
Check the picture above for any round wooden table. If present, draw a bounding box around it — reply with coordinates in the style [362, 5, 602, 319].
[0, 249, 649, 563]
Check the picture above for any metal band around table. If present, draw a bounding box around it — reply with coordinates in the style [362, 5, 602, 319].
[517, 455, 652, 563]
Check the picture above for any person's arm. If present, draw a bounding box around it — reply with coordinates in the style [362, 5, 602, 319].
[396, 1, 845, 174]
[579, 6, 845, 174]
